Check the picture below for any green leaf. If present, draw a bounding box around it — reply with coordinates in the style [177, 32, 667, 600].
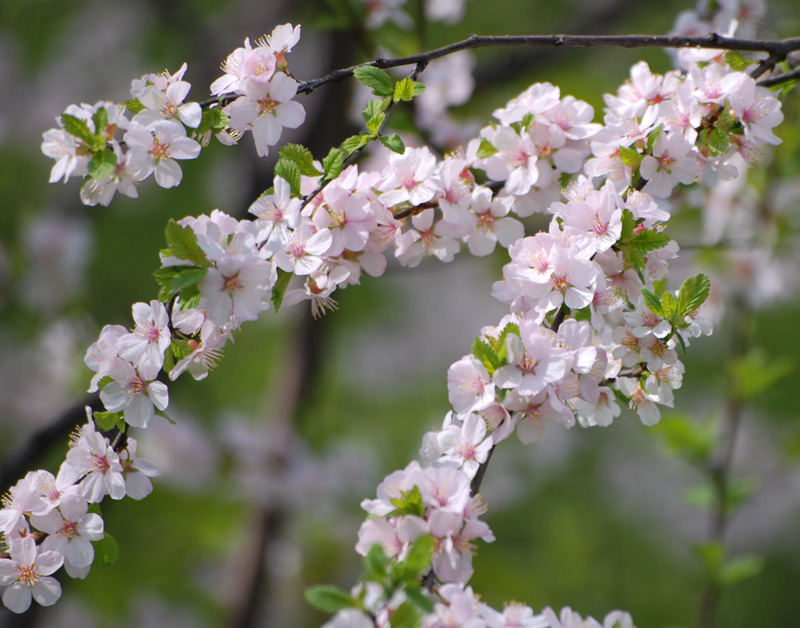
[196, 107, 230, 136]
[707, 126, 730, 156]
[476, 138, 498, 159]
[694, 541, 725, 576]
[390, 601, 422, 628]
[341, 133, 370, 156]
[389, 486, 425, 518]
[618, 145, 642, 170]
[93, 533, 120, 568]
[380, 133, 405, 154]
[677, 273, 711, 316]
[271, 268, 293, 312]
[404, 587, 435, 614]
[393, 77, 417, 103]
[60, 113, 96, 146]
[280, 143, 322, 176]
[353, 66, 394, 97]
[365, 543, 391, 581]
[323, 148, 345, 179]
[362, 99, 386, 135]
[729, 349, 794, 400]
[719, 555, 764, 585]
[304, 585, 359, 613]
[274, 159, 302, 196]
[646, 123, 664, 154]
[403, 534, 434, 576]
[655, 414, 715, 463]
[472, 338, 499, 376]
[724, 50, 752, 72]
[161, 219, 211, 267]
[91, 107, 108, 144]
[641, 288, 664, 317]
[153, 266, 208, 302]
[123, 98, 146, 115]
[412, 81, 425, 96]
[92, 411, 125, 433]
[88, 149, 117, 180]
[626, 228, 671, 255]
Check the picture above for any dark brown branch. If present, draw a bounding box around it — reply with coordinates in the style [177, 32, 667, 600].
[757, 66, 800, 87]
[296, 33, 800, 95]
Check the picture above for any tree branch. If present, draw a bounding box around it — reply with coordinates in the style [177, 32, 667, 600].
[296, 33, 800, 95]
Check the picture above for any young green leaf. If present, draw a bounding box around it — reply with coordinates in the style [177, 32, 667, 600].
[274, 158, 302, 196]
[724, 50, 752, 72]
[353, 66, 394, 97]
[380, 133, 406, 154]
[88, 149, 118, 180]
[341, 133, 371, 156]
[390, 601, 422, 628]
[304, 585, 360, 613]
[323, 147, 345, 179]
[393, 77, 417, 103]
[271, 268, 293, 312]
[404, 587, 435, 614]
[389, 486, 426, 518]
[676, 273, 711, 316]
[472, 338, 499, 376]
[93, 533, 120, 568]
[476, 137, 498, 159]
[362, 99, 387, 135]
[641, 287, 664, 317]
[60, 113, 96, 146]
[123, 98, 146, 115]
[403, 534, 434, 576]
[618, 145, 642, 170]
[280, 143, 322, 176]
[92, 411, 125, 433]
[161, 219, 211, 267]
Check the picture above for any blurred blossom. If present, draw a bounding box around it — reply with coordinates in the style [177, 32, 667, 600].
[21, 210, 92, 311]
[138, 413, 220, 492]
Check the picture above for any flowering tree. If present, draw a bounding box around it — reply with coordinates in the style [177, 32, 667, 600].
[1, 0, 800, 626]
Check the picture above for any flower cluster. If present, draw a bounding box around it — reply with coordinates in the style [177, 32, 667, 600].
[0, 419, 157, 612]
[211, 25, 305, 157]
[22, 7, 788, 622]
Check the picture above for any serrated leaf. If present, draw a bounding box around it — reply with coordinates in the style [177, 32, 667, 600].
[353, 66, 394, 97]
[404, 587, 434, 614]
[380, 133, 405, 154]
[619, 210, 636, 243]
[389, 486, 425, 518]
[92, 411, 125, 433]
[393, 77, 416, 103]
[323, 148, 345, 179]
[60, 113, 96, 146]
[619, 145, 642, 169]
[274, 159, 302, 196]
[412, 81, 425, 96]
[707, 126, 730, 156]
[92, 107, 109, 144]
[161, 219, 211, 267]
[641, 288, 664, 317]
[719, 555, 764, 585]
[724, 50, 752, 72]
[88, 149, 117, 180]
[391, 601, 422, 628]
[476, 137, 498, 159]
[472, 338, 499, 376]
[93, 533, 119, 568]
[123, 98, 146, 114]
[626, 228, 671, 255]
[677, 273, 711, 316]
[280, 143, 322, 176]
[153, 266, 208, 301]
[403, 534, 434, 576]
[341, 134, 370, 156]
[362, 100, 386, 135]
[271, 268, 292, 312]
[197, 107, 230, 136]
[304, 585, 359, 613]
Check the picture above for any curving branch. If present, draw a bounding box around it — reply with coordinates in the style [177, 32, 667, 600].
[296, 33, 800, 94]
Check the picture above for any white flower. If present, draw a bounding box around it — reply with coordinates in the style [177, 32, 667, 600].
[0, 537, 64, 613]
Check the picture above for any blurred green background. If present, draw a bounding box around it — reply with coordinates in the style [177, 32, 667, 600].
[1, 0, 799, 626]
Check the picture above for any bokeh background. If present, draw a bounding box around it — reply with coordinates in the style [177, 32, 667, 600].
[1, 0, 800, 626]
